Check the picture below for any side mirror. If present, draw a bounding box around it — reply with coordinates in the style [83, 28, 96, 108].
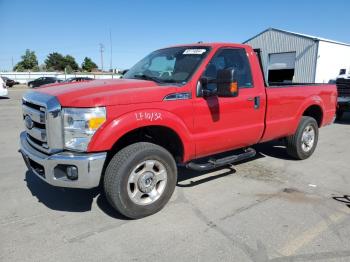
[200, 77, 217, 97]
[216, 68, 239, 97]
[121, 69, 129, 75]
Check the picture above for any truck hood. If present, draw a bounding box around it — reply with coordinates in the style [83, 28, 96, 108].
[35, 79, 178, 107]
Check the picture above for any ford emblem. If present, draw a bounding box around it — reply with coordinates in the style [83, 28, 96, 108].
[25, 115, 34, 130]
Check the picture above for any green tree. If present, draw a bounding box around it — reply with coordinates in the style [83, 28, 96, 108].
[45, 53, 79, 72]
[45, 52, 66, 71]
[64, 55, 79, 71]
[81, 57, 98, 72]
[13, 49, 39, 71]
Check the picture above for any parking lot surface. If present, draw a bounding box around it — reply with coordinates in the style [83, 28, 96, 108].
[1, 89, 350, 262]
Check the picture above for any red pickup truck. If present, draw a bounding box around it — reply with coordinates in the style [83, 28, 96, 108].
[20, 43, 337, 218]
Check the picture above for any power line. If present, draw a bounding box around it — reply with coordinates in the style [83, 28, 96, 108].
[109, 29, 113, 71]
[99, 43, 104, 71]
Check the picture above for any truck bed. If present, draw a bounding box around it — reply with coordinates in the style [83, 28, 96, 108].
[261, 84, 337, 142]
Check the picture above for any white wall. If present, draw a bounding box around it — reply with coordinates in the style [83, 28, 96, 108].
[0, 72, 121, 84]
[315, 41, 350, 83]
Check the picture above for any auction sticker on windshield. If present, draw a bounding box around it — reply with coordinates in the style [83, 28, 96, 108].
[183, 49, 207, 55]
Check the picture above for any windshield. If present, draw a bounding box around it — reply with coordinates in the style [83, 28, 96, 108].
[123, 46, 210, 84]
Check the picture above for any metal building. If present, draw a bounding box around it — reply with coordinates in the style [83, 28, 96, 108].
[244, 28, 350, 83]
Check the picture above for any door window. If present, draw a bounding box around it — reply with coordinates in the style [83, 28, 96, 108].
[202, 48, 253, 92]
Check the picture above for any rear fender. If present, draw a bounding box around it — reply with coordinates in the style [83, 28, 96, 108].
[294, 95, 325, 130]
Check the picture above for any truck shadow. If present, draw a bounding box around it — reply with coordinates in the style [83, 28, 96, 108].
[253, 140, 295, 160]
[24, 142, 293, 219]
[176, 148, 270, 187]
[24, 171, 129, 219]
[25, 171, 99, 212]
[177, 166, 236, 187]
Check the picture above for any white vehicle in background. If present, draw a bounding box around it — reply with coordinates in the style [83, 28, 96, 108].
[0, 76, 9, 97]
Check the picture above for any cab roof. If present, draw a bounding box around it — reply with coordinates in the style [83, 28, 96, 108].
[167, 42, 251, 49]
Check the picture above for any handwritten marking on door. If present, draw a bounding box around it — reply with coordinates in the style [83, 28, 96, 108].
[135, 112, 162, 121]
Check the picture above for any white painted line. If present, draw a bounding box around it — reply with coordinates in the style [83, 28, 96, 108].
[279, 206, 350, 256]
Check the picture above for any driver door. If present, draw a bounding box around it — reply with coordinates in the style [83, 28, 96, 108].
[193, 47, 265, 158]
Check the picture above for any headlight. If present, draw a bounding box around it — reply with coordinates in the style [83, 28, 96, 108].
[63, 107, 106, 151]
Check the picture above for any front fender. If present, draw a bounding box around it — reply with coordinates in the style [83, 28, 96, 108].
[88, 109, 195, 162]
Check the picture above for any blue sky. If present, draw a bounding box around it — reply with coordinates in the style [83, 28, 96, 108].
[0, 0, 349, 71]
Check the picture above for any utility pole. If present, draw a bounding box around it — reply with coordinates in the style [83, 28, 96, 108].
[11, 56, 14, 70]
[109, 29, 113, 71]
[99, 43, 104, 71]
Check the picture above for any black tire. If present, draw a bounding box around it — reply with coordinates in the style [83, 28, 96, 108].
[336, 110, 343, 121]
[286, 116, 319, 160]
[104, 142, 177, 219]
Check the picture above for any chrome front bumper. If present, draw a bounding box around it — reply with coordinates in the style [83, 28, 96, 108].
[19, 132, 106, 189]
[0, 88, 8, 97]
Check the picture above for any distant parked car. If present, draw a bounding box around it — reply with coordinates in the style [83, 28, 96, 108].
[0, 77, 8, 97]
[27, 77, 61, 88]
[1, 77, 19, 87]
[63, 77, 93, 83]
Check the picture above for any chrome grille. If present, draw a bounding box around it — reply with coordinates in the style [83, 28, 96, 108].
[22, 91, 63, 154]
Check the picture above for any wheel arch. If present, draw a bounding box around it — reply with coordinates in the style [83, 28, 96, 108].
[302, 104, 324, 127]
[88, 110, 195, 163]
[296, 95, 325, 129]
[107, 125, 185, 164]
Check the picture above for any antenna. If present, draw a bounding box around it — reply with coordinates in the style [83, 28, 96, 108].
[109, 29, 113, 71]
[99, 43, 104, 71]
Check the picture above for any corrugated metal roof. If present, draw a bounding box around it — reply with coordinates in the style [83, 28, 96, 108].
[244, 28, 350, 47]
[244, 29, 318, 82]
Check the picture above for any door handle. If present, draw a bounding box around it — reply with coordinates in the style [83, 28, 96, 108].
[254, 96, 261, 109]
[247, 96, 260, 109]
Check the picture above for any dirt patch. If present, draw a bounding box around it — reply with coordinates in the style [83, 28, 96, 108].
[256, 187, 321, 204]
[235, 162, 285, 183]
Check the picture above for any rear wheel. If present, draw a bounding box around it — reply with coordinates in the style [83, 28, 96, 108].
[104, 142, 177, 219]
[286, 116, 319, 160]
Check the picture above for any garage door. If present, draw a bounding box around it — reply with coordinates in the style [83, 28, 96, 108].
[268, 52, 296, 70]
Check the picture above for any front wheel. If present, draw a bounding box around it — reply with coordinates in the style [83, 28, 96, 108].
[286, 116, 319, 160]
[104, 142, 177, 219]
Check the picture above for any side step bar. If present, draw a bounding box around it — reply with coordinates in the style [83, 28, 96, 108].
[186, 148, 256, 172]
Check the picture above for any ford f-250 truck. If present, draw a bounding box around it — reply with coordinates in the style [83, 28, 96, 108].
[19, 43, 337, 219]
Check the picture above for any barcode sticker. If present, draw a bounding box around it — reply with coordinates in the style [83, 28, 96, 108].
[183, 49, 207, 55]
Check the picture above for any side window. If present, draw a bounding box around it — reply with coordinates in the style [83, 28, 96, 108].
[202, 48, 253, 90]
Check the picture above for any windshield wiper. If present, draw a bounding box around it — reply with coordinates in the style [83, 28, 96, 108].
[133, 74, 163, 83]
[160, 79, 181, 83]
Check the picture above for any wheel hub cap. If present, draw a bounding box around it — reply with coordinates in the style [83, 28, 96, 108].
[127, 160, 168, 205]
[138, 172, 156, 193]
[301, 125, 315, 152]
